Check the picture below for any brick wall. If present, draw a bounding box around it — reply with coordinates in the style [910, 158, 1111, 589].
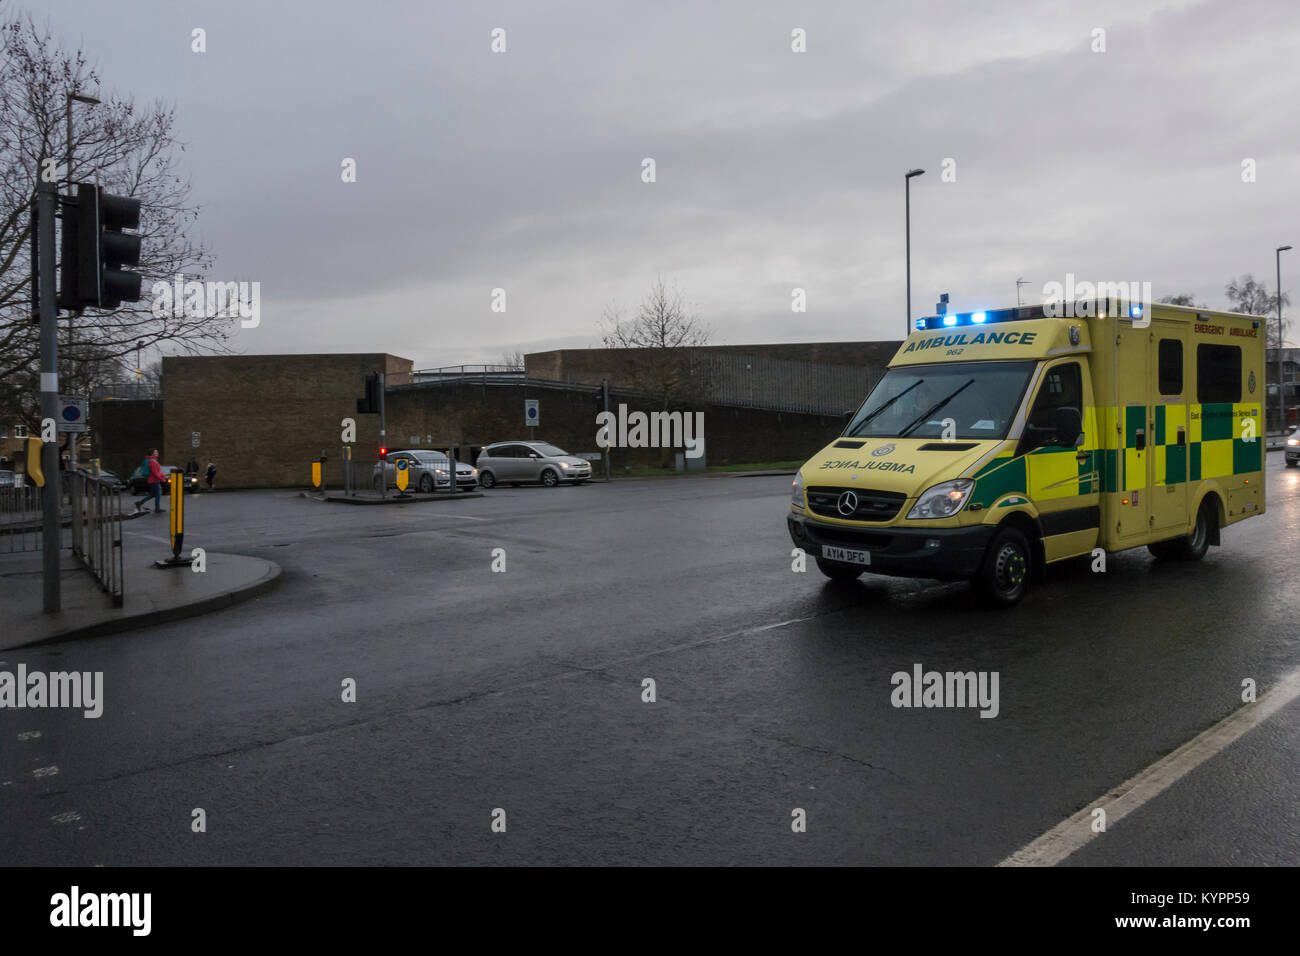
[385, 381, 847, 469]
[90, 399, 164, 480]
[525, 341, 902, 386]
[161, 353, 412, 488]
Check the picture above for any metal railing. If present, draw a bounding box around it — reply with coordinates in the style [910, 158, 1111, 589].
[0, 480, 47, 553]
[411, 364, 524, 385]
[68, 471, 124, 607]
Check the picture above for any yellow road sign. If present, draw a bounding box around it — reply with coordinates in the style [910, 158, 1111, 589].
[26, 437, 44, 487]
[311, 461, 322, 488]
[395, 458, 409, 491]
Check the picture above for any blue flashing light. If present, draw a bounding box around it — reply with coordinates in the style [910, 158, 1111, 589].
[970, 311, 987, 324]
[942, 314, 957, 327]
[1129, 305, 1143, 318]
[915, 318, 925, 330]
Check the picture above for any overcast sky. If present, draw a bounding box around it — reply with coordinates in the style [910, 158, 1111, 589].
[39, 0, 1300, 367]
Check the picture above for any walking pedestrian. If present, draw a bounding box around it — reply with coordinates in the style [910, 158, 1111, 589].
[205, 460, 216, 492]
[133, 448, 166, 514]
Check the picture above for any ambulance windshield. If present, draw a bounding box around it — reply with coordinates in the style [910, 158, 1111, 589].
[844, 361, 1036, 440]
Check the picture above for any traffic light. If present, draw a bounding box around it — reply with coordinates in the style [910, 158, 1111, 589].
[356, 373, 381, 414]
[58, 183, 143, 311]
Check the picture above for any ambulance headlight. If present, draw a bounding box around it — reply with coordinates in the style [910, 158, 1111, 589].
[791, 470, 805, 507]
[1288, 437, 1299, 447]
[907, 478, 974, 519]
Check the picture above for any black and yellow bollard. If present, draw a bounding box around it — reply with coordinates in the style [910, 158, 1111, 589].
[311, 454, 328, 495]
[154, 471, 193, 568]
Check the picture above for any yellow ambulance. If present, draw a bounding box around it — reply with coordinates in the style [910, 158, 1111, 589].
[787, 299, 1267, 605]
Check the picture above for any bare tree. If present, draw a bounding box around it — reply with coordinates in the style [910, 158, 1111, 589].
[599, 276, 711, 411]
[0, 11, 220, 429]
[1225, 274, 1290, 347]
[497, 349, 526, 371]
[1157, 293, 1205, 307]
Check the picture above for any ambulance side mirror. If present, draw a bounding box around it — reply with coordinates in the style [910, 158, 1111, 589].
[1055, 406, 1084, 448]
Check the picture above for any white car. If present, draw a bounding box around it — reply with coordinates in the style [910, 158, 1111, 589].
[372, 449, 478, 492]
[475, 441, 592, 488]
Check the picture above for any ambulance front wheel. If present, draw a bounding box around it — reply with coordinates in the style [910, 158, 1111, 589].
[974, 526, 1032, 607]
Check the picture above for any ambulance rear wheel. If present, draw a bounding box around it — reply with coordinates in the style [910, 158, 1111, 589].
[1175, 502, 1212, 561]
[816, 557, 863, 583]
[974, 526, 1032, 607]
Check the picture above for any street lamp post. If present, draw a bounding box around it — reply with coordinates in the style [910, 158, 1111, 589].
[1277, 245, 1292, 436]
[64, 90, 100, 471]
[905, 168, 925, 338]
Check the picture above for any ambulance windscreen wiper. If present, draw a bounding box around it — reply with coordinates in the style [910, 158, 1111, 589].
[845, 381, 922, 436]
[898, 379, 975, 438]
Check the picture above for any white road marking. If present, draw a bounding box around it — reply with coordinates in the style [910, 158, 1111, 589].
[17, 731, 41, 741]
[32, 766, 59, 778]
[50, 811, 81, 824]
[1000, 666, 1300, 867]
[124, 530, 171, 544]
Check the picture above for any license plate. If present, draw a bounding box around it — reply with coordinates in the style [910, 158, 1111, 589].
[823, 545, 870, 566]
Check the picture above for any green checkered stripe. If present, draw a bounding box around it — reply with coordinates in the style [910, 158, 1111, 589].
[1096, 403, 1261, 493]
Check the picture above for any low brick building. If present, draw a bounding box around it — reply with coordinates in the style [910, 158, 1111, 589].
[160, 353, 412, 488]
[385, 379, 849, 470]
[87, 342, 898, 488]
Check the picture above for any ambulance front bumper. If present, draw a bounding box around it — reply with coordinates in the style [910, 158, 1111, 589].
[787, 512, 995, 580]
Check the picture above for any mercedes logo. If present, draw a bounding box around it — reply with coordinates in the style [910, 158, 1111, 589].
[836, 490, 859, 516]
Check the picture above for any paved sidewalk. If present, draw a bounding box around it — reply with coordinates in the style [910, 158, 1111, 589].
[0, 549, 280, 651]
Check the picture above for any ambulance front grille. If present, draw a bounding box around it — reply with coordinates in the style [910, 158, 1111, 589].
[806, 486, 907, 521]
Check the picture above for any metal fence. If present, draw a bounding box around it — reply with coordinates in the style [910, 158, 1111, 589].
[411, 365, 524, 385]
[689, 352, 882, 416]
[68, 471, 124, 607]
[0, 481, 47, 553]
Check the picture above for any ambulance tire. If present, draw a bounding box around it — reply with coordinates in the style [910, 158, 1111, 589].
[974, 526, 1032, 607]
[1175, 502, 1213, 561]
[815, 557, 864, 583]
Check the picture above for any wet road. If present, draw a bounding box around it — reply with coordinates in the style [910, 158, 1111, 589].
[2, 454, 1297, 865]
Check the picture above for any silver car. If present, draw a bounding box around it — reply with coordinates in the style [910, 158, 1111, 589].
[372, 449, 478, 492]
[475, 441, 592, 488]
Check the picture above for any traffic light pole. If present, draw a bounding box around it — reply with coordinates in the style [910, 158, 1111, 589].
[602, 379, 611, 482]
[36, 180, 61, 612]
[378, 372, 386, 500]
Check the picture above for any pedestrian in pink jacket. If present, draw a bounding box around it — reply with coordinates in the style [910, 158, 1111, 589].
[133, 449, 167, 514]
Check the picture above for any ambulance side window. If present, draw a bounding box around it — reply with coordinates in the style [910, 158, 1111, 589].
[1020, 362, 1082, 455]
[1197, 344, 1241, 403]
[1158, 340, 1183, 395]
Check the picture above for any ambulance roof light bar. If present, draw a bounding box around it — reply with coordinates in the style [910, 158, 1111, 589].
[914, 299, 1148, 331]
